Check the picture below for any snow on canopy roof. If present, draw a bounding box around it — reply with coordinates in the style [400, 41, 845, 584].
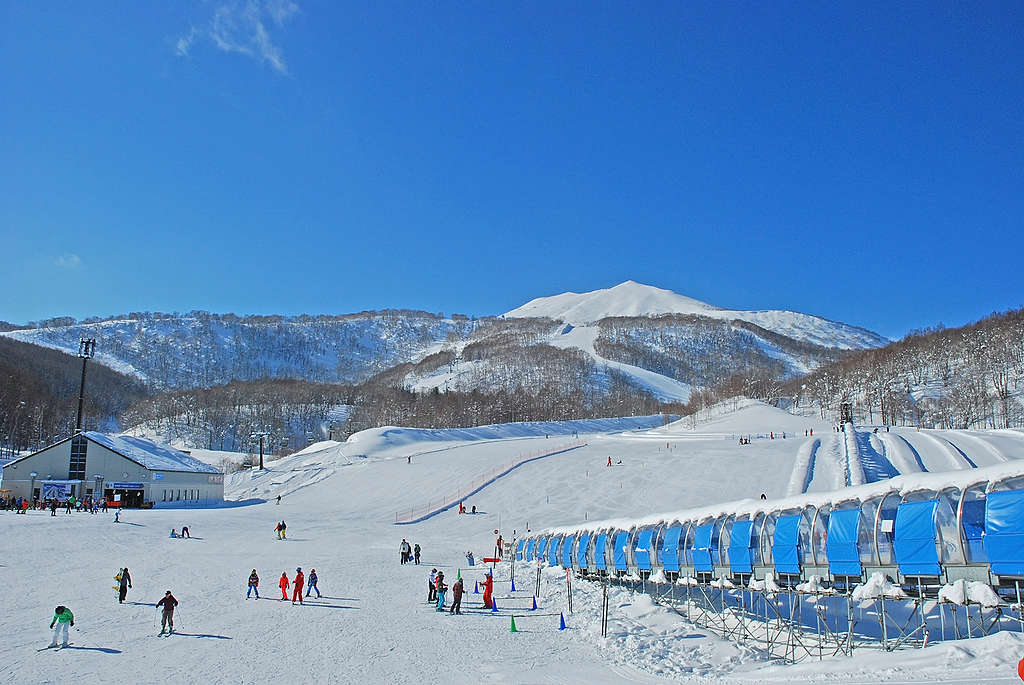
[85, 432, 221, 474]
[537, 459, 1024, 538]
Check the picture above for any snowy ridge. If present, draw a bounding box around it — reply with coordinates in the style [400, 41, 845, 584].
[504, 280, 888, 350]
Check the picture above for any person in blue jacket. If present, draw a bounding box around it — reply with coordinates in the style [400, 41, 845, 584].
[305, 568, 321, 598]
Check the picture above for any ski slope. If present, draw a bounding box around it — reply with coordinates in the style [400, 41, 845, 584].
[2, 405, 1022, 684]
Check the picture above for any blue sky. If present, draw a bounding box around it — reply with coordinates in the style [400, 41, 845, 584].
[2, 1, 1021, 339]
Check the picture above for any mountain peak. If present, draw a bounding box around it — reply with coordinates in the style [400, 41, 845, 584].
[503, 281, 717, 325]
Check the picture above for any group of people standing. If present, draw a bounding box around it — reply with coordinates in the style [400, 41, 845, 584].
[249, 568, 320, 603]
[399, 538, 421, 564]
[274, 521, 288, 539]
[427, 569, 465, 614]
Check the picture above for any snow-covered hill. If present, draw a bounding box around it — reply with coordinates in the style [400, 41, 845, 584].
[505, 281, 888, 350]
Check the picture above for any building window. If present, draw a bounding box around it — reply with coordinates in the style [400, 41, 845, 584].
[68, 435, 88, 480]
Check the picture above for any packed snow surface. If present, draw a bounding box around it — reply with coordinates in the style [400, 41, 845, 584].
[2, 404, 1022, 684]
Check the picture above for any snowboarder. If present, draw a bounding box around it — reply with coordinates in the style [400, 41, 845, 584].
[156, 590, 178, 634]
[413, 543, 421, 565]
[471, 505, 476, 514]
[428, 569, 437, 602]
[450, 577, 464, 615]
[481, 571, 494, 610]
[276, 495, 281, 505]
[48, 605, 74, 647]
[279, 572, 290, 600]
[292, 568, 305, 604]
[435, 572, 447, 612]
[170, 529, 178, 538]
[117, 567, 132, 604]
[306, 569, 321, 598]
[247, 570, 260, 599]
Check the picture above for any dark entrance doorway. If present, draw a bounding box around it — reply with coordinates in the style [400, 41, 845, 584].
[105, 487, 144, 508]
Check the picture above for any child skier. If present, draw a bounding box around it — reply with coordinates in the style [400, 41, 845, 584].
[156, 590, 178, 635]
[435, 572, 447, 612]
[305, 569, 321, 598]
[247, 570, 260, 599]
[279, 572, 290, 600]
[48, 605, 74, 647]
[292, 568, 305, 604]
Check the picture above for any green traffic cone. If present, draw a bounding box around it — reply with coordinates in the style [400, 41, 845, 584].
[457, 568, 461, 580]
[510, 615, 518, 633]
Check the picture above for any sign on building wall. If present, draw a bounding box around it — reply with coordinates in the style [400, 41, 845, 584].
[42, 483, 72, 499]
[110, 482, 143, 489]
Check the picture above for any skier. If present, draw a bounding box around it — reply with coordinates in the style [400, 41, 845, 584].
[48, 605, 74, 647]
[607, 456, 612, 467]
[114, 510, 120, 523]
[481, 571, 494, 610]
[428, 569, 437, 603]
[292, 568, 305, 604]
[305, 569, 321, 598]
[279, 572, 290, 600]
[280, 521, 287, 540]
[450, 577, 464, 615]
[413, 543, 421, 565]
[156, 590, 178, 635]
[275, 522, 282, 540]
[276, 495, 281, 505]
[400, 538, 410, 564]
[247, 570, 260, 599]
[435, 572, 447, 612]
[117, 567, 133, 604]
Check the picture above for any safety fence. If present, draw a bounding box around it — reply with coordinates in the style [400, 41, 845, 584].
[394, 442, 586, 524]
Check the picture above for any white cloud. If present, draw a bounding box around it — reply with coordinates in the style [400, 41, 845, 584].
[176, 0, 299, 75]
[55, 253, 82, 269]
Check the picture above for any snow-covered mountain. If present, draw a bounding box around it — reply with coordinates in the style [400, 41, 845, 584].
[505, 281, 888, 350]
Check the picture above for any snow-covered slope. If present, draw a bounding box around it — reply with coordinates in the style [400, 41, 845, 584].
[505, 281, 887, 350]
[2, 403, 1020, 684]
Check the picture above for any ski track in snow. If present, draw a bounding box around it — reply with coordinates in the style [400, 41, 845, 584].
[855, 429, 900, 483]
[947, 431, 1009, 466]
[877, 433, 926, 475]
[912, 432, 977, 471]
[786, 438, 820, 496]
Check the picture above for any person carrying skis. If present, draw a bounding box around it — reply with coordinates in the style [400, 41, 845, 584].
[247, 570, 260, 599]
[413, 543, 421, 565]
[305, 569, 321, 598]
[435, 572, 447, 612]
[156, 590, 178, 634]
[292, 568, 305, 604]
[279, 572, 290, 600]
[450, 577, 464, 615]
[481, 571, 494, 610]
[428, 569, 437, 603]
[48, 605, 74, 647]
[118, 567, 133, 604]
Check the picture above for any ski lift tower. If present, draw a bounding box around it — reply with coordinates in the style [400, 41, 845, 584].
[840, 402, 854, 425]
[75, 339, 97, 433]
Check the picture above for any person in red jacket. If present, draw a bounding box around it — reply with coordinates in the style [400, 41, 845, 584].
[481, 571, 494, 610]
[292, 568, 304, 604]
[279, 572, 290, 600]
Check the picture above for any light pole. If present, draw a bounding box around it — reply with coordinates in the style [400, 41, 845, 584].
[75, 339, 97, 433]
[251, 431, 269, 470]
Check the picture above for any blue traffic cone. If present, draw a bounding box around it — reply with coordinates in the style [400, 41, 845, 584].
[559, 612, 566, 630]
[474, 581, 479, 594]
[491, 597, 498, 613]
[530, 596, 537, 611]
[510, 578, 516, 592]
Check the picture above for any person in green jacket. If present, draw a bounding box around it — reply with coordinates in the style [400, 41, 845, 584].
[49, 606, 74, 647]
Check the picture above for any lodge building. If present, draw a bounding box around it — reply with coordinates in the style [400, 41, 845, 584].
[0, 431, 223, 507]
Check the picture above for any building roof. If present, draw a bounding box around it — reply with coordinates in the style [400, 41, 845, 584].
[83, 432, 221, 474]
